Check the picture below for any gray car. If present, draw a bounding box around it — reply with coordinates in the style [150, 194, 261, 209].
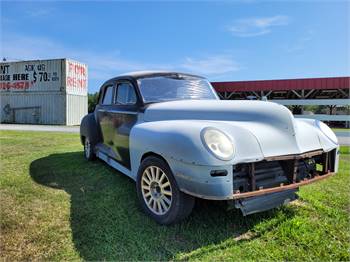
[80, 71, 339, 224]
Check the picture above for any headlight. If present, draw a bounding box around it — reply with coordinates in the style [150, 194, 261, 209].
[316, 121, 338, 144]
[201, 127, 234, 160]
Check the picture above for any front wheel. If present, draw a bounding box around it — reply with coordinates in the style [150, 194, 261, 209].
[136, 156, 195, 225]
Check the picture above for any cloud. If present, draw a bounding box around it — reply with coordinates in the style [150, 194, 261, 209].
[227, 15, 290, 37]
[0, 34, 241, 85]
[181, 55, 240, 76]
[286, 30, 313, 52]
[0, 34, 168, 81]
[25, 7, 55, 17]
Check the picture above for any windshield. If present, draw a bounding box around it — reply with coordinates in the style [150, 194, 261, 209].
[138, 75, 219, 103]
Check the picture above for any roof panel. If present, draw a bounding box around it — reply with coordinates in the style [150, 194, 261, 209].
[212, 77, 350, 92]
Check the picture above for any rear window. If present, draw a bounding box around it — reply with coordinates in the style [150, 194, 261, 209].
[102, 85, 114, 105]
[116, 83, 137, 105]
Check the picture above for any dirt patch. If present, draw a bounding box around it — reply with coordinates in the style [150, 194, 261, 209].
[233, 231, 256, 242]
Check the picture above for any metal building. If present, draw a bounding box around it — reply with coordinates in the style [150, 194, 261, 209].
[0, 58, 88, 125]
[211, 76, 350, 126]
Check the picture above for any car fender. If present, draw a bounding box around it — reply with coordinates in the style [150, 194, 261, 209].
[295, 118, 339, 152]
[80, 113, 101, 145]
[129, 119, 264, 179]
[295, 118, 339, 172]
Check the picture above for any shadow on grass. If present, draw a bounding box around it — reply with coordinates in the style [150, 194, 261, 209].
[30, 152, 296, 260]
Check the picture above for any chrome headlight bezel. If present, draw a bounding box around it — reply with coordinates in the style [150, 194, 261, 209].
[200, 127, 235, 161]
[316, 120, 338, 145]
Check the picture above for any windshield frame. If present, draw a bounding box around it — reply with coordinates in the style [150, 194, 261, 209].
[136, 74, 219, 104]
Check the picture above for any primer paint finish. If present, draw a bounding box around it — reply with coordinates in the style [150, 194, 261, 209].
[129, 100, 339, 188]
[0, 58, 87, 125]
[79, 71, 339, 202]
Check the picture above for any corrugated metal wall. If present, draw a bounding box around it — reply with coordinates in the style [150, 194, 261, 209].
[66, 94, 88, 125]
[0, 92, 66, 124]
[65, 59, 88, 125]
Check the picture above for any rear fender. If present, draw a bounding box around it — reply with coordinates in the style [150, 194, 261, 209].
[80, 113, 101, 145]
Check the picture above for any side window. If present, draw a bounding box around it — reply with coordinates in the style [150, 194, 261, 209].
[102, 85, 114, 105]
[116, 83, 137, 105]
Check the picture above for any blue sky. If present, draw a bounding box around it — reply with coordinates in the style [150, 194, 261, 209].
[1, 1, 349, 93]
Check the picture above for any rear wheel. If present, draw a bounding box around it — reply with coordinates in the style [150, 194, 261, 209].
[84, 137, 96, 161]
[136, 156, 195, 225]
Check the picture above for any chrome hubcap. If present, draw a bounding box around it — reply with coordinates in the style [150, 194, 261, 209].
[141, 166, 172, 215]
[84, 139, 90, 158]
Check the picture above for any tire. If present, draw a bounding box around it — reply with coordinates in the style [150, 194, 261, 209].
[83, 137, 96, 161]
[136, 156, 195, 225]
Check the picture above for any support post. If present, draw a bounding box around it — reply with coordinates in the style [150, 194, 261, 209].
[249, 163, 256, 191]
[322, 153, 329, 173]
[292, 159, 298, 183]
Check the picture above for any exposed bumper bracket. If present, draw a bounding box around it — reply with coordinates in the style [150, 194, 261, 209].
[232, 172, 335, 200]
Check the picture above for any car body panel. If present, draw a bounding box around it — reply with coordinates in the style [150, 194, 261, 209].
[80, 71, 339, 213]
[140, 99, 337, 161]
[97, 107, 138, 168]
[129, 99, 339, 200]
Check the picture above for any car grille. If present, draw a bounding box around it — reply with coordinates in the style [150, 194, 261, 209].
[233, 149, 336, 193]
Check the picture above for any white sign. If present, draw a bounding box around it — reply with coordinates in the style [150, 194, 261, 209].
[0, 60, 62, 92]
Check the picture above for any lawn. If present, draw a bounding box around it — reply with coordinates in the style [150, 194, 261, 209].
[0, 130, 349, 261]
[332, 128, 350, 133]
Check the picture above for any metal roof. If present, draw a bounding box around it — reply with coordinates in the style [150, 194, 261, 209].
[211, 76, 350, 92]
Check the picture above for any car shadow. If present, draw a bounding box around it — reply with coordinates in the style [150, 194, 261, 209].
[29, 152, 296, 261]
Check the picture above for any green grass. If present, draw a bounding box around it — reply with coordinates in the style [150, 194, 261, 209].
[332, 128, 350, 132]
[0, 130, 349, 261]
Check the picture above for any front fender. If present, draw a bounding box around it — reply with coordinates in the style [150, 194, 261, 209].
[295, 118, 339, 152]
[129, 120, 264, 178]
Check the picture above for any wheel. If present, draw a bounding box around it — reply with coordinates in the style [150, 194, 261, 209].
[136, 156, 195, 225]
[84, 137, 96, 161]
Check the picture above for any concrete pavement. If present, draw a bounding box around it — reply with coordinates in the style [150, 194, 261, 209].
[335, 131, 350, 146]
[0, 124, 79, 133]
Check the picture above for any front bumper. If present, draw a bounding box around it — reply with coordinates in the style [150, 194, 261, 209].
[231, 149, 337, 201]
[171, 148, 338, 203]
[232, 171, 334, 200]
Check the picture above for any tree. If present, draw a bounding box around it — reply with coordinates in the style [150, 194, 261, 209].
[88, 92, 99, 113]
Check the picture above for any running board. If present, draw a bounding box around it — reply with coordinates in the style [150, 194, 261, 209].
[96, 150, 135, 180]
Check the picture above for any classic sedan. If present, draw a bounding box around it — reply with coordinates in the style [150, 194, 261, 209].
[80, 71, 339, 225]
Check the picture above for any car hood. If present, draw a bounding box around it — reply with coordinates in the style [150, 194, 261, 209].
[144, 100, 295, 132]
[143, 100, 332, 158]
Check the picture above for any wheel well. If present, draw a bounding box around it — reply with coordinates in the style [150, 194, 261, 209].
[141, 152, 168, 164]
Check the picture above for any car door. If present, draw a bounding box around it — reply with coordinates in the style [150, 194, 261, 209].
[110, 80, 139, 169]
[96, 83, 116, 150]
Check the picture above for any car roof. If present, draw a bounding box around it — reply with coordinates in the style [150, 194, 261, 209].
[109, 71, 205, 81]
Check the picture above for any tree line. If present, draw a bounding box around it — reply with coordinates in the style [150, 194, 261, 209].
[88, 92, 99, 113]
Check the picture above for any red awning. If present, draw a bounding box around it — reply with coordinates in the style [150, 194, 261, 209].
[212, 77, 350, 92]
